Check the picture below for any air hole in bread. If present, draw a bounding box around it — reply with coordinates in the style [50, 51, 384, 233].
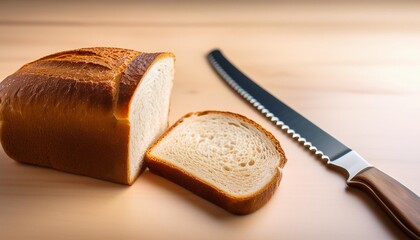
[223, 165, 231, 171]
[228, 122, 240, 127]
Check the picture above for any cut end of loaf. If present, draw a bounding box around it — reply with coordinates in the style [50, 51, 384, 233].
[145, 111, 287, 213]
[128, 57, 174, 183]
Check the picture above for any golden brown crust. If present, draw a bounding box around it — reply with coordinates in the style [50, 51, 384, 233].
[145, 110, 287, 214]
[0, 47, 141, 116]
[115, 52, 175, 119]
[0, 47, 174, 185]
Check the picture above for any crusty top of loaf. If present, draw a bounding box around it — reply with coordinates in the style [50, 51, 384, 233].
[24, 47, 139, 82]
[0, 47, 174, 120]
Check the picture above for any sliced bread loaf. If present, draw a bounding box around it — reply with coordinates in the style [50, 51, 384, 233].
[145, 111, 287, 214]
[0, 47, 175, 185]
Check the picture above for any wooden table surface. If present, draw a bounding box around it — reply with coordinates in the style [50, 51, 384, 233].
[1, 1, 419, 239]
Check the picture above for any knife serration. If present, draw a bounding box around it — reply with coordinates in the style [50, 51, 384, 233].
[207, 49, 352, 162]
[207, 49, 373, 179]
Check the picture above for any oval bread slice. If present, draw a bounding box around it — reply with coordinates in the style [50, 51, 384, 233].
[145, 111, 287, 214]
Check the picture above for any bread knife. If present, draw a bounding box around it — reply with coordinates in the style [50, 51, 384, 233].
[207, 49, 420, 239]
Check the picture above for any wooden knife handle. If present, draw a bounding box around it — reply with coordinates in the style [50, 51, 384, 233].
[348, 167, 420, 239]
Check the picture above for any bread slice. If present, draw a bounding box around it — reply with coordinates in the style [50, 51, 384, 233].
[0, 47, 175, 185]
[145, 111, 287, 214]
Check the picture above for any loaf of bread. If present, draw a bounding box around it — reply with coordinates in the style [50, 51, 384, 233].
[0, 47, 175, 185]
[145, 111, 287, 214]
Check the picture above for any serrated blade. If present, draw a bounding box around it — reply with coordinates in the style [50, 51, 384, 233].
[207, 49, 351, 161]
[207, 49, 420, 239]
[207, 49, 373, 180]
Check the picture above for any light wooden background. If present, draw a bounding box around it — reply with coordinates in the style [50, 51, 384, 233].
[0, 1, 419, 239]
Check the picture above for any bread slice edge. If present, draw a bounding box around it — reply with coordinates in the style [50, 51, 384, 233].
[145, 110, 287, 214]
